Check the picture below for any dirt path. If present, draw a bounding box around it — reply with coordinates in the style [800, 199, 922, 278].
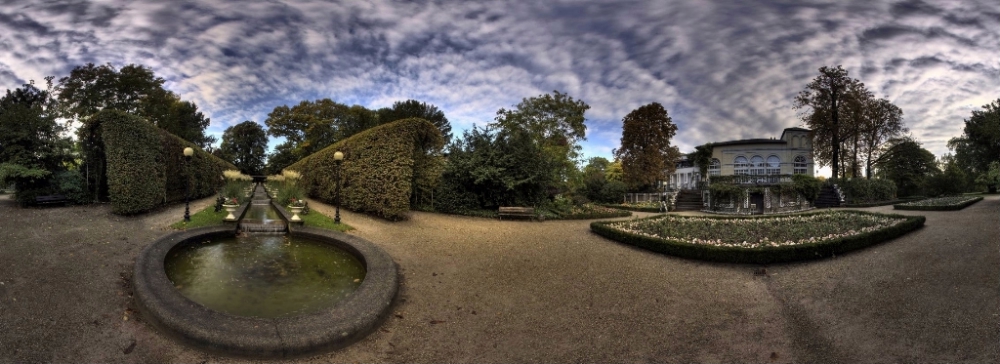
[0, 196, 997, 363]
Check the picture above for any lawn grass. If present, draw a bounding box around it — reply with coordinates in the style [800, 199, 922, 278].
[170, 205, 228, 230]
[299, 208, 353, 232]
[170, 204, 353, 232]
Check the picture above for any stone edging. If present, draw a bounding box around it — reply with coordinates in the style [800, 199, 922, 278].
[133, 225, 398, 358]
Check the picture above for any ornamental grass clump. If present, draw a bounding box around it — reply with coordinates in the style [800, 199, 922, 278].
[277, 169, 306, 210]
[221, 170, 251, 204]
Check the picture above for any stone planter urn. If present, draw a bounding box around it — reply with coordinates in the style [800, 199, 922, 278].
[223, 204, 239, 221]
[288, 206, 304, 222]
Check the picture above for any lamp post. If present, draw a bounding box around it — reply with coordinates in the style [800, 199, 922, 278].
[334, 151, 344, 224]
[183, 147, 194, 222]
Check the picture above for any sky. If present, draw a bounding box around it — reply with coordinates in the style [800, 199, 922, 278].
[1, 0, 998, 177]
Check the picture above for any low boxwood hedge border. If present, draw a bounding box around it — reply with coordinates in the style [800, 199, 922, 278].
[893, 196, 983, 211]
[844, 199, 912, 208]
[547, 210, 632, 220]
[599, 204, 665, 213]
[589, 211, 925, 264]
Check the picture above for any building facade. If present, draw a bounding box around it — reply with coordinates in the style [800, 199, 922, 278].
[668, 127, 814, 190]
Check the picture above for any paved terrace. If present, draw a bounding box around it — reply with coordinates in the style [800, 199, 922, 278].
[0, 194, 997, 363]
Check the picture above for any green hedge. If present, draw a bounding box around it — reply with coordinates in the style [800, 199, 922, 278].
[589, 211, 925, 264]
[838, 178, 897, 204]
[95, 110, 236, 215]
[286, 118, 444, 221]
[893, 196, 982, 211]
[599, 204, 663, 213]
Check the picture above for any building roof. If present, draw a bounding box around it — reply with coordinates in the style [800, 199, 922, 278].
[712, 138, 788, 147]
[780, 127, 811, 140]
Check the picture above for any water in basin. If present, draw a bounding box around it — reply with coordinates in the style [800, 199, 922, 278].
[164, 234, 366, 318]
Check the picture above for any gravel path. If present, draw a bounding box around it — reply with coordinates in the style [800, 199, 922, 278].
[0, 194, 997, 363]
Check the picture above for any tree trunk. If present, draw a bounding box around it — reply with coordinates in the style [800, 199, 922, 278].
[831, 87, 840, 181]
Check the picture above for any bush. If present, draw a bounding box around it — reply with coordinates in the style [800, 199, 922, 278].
[94, 110, 236, 214]
[791, 174, 822, 201]
[598, 180, 628, 203]
[838, 178, 897, 204]
[286, 118, 445, 221]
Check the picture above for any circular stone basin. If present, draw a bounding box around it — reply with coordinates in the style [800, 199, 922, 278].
[164, 235, 366, 318]
[134, 226, 397, 358]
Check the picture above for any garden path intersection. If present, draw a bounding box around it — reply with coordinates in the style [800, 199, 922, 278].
[0, 194, 997, 362]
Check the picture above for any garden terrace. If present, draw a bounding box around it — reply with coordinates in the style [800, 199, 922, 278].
[894, 196, 983, 211]
[591, 210, 924, 264]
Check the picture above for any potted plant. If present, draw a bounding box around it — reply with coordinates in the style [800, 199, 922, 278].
[222, 197, 240, 221]
[287, 197, 306, 222]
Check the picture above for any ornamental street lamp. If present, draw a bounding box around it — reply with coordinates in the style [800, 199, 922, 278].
[334, 151, 344, 224]
[183, 147, 194, 222]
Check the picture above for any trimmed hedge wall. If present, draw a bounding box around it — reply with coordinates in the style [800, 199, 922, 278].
[599, 204, 663, 213]
[590, 211, 925, 264]
[893, 196, 982, 211]
[285, 118, 444, 221]
[95, 110, 236, 215]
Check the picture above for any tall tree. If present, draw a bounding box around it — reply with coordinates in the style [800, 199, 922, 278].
[860, 97, 906, 178]
[0, 79, 75, 204]
[948, 98, 1000, 192]
[875, 137, 937, 197]
[614, 102, 680, 191]
[220, 121, 268, 175]
[492, 90, 589, 192]
[57, 63, 213, 147]
[377, 99, 452, 143]
[264, 99, 379, 161]
[795, 65, 858, 180]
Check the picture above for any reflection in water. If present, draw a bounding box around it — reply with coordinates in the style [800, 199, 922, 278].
[164, 235, 366, 318]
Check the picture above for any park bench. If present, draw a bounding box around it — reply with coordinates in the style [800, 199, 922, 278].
[498, 206, 540, 221]
[35, 194, 69, 206]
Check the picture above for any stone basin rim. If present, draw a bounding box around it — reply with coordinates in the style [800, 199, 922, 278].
[133, 225, 398, 358]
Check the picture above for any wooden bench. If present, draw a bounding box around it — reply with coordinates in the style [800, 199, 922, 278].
[35, 194, 69, 206]
[498, 207, 540, 221]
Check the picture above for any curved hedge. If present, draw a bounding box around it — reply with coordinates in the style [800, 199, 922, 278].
[590, 211, 925, 264]
[285, 118, 444, 221]
[893, 196, 983, 211]
[95, 110, 236, 215]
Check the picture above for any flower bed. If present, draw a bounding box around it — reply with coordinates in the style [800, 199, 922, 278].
[590, 211, 924, 264]
[893, 196, 983, 211]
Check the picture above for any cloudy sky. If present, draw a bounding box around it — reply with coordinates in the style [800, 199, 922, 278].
[1, 0, 998, 175]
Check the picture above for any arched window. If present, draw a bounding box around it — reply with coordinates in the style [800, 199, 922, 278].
[734, 156, 748, 175]
[709, 158, 721, 176]
[766, 155, 780, 175]
[750, 155, 765, 175]
[794, 155, 807, 174]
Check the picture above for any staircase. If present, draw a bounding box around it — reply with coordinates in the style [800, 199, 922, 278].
[673, 189, 704, 212]
[814, 184, 844, 208]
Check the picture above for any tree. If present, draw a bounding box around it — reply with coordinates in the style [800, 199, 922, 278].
[975, 161, 1000, 193]
[377, 99, 452, 143]
[859, 97, 906, 178]
[874, 137, 937, 197]
[264, 142, 299, 175]
[492, 90, 589, 193]
[690, 143, 714, 177]
[433, 126, 552, 212]
[795, 66, 858, 180]
[614, 102, 680, 191]
[220, 121, 268, 175]
[0, 80, 77, 204]
[57, 63, 214, 147]
[581, 157, 611, 202]
[264, 99, 379, 161]
[948, 98, 1000, 192]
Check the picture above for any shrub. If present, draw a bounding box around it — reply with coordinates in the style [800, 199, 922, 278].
[791, 174, 822, 201]
[839, 178, 897, 204]
[894, 196, 982, 211]
[286, 118, 444, 220]
[94, 110, 236, 214]
[598, 180, 628, 203]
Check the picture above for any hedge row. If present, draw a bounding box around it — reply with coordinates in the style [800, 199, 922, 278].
[285, 118, 444, 221]
[589, 211, 925, 264]
[96, 110, 236, 215]
[843, 199, 911, 208]
[599, 204, 664, 213]
[893, 196, 983, 211]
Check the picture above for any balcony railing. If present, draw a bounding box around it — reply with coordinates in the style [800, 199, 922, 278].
[709, 174, 793, 186]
